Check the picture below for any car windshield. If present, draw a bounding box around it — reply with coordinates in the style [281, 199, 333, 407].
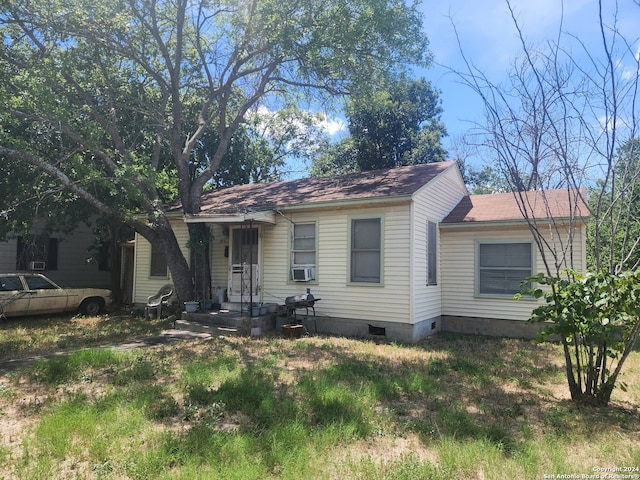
[0, 276, 24, 291]
[25, 276, 58, 290]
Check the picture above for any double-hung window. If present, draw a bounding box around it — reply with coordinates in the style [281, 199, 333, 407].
[350, 217, 382, 284]
[291, 222, 316, 281]
[478, 242, 532, 295]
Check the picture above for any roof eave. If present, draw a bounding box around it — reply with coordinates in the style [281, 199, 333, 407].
[274, 194, 413, 212]
[184, 210, 277, 224]
[440, 216, 589, 228]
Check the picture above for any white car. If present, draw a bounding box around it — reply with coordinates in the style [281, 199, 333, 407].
[0, 273, 112, 318]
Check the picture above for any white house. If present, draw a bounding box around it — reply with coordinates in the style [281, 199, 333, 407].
[132, 161, 589, 341]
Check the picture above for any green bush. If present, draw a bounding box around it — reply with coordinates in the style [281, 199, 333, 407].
[526, 270, 640, 405]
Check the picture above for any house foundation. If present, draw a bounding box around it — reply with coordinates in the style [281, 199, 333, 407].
[313, 315, 441, 343]
[180, 308, 444, 343]
[440, 315, 548, 339]
[179, 310, 550, 342]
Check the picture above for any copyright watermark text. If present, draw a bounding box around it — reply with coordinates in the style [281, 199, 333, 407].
[542, 468, 640, 479]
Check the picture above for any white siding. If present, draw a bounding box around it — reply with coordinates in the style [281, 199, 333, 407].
[133, 220, 190, 304]
[259, 203, 413, 323]
[410, 165, 467, 324]
[440, 223, 587, 321]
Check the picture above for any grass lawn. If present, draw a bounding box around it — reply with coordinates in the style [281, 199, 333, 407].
[1, 314, 639, 479]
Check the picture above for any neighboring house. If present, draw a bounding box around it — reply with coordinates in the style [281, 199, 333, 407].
[132, 161, 589, 341]
[0, 222, 111, 289]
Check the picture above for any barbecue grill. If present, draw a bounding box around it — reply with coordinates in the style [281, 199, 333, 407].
[284, 289, 320, 319]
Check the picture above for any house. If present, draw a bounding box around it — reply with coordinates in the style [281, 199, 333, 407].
[0, 221, 112, 289]
[131, 161, 589, 341]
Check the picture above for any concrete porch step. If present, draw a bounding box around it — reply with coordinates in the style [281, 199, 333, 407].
[183, 310, 277, 331]
[174, 319, 242, 337]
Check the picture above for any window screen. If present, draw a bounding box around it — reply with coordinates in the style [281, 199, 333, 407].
[292, 223, 316, 266]
[479, 242, 532, 295]
[351, 218, 381, 283]
[150, 244, 168, 277]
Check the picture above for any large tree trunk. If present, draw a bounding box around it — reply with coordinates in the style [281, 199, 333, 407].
[140, 217, 193, 306]
[164, 240, 193, 307]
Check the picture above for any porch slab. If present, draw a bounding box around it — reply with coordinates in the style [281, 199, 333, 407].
[174, 319, 243, 337]
[182, 309, 278, 335]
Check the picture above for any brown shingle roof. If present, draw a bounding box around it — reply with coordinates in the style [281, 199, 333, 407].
[182, 161, 457, 214]
[442, 189, 589, 224]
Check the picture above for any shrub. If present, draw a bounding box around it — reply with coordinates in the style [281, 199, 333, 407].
[526, 270, 640, 405]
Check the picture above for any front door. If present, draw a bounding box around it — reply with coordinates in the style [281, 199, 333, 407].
[227, 226, 261, 303]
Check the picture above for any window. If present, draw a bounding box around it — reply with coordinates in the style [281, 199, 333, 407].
[350, 217, 381, 283]
[427, 221, 437, 285]
[0, 276, 23, 291]
[478, 242, 532, 295]
[16, 236, 58, 271]
[24, 275, 58, 290]
[291, 223, 316, 280]
[150, 243, 168, 277]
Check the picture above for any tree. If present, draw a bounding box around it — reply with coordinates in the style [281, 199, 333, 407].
[0, 0, 430, 303]
[0, 118, 97, 241]
[448, 136, 509, 194]
[587, 138, 640, 273]
[310, 76, 447, 175]
[451, 0, 640, 405]
[207, 107, 327, 186]
[308, 137, 360, 177]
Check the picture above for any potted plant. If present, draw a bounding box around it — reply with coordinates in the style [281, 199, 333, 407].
[184, 301, 199, 313]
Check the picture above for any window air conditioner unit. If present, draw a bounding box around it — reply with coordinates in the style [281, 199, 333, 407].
[29, 261, 46, 271]
[292, 266, 314, 282]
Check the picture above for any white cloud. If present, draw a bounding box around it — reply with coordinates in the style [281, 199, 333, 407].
[621, 64, 639, 82]
[320, 115, 346, 136]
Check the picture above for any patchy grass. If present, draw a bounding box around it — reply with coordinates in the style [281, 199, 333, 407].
[0, 315, 639, 479]
[0, 312, 172, 362]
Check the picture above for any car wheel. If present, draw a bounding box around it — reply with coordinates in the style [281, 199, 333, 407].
[80, 298, 104, 316]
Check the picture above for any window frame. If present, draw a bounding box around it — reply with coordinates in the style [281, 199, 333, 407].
[290, 221, 317, 282]
[476, 240, 534, 297]
[426, 220, 438, 286]
[150, 243, 169, 278]
[15, 235, 58, 271]
[348, 216, 384, 285]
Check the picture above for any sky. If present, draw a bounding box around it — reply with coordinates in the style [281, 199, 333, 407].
[415, 0, 640, 167]
[296, 0, 640, 177]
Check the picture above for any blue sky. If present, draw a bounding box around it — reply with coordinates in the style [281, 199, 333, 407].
[418, 0, 640, 167]
[301, 1, 640, 177]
